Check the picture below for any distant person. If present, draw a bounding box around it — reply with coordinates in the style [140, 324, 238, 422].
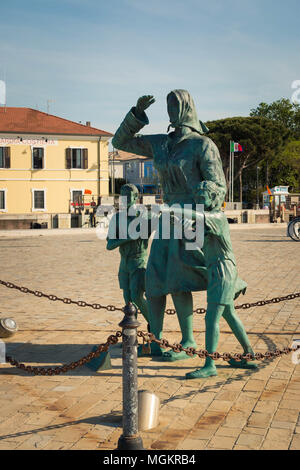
[89, 197, 97, 227]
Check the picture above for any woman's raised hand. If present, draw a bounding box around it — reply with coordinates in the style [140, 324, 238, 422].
[135, 95, 155, 117]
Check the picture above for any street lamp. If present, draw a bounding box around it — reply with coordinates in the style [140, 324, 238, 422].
[110, 148, 116, 195]
[256, 166, 260, 209]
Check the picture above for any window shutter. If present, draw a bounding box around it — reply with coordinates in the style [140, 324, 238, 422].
[66, 148, 71, 169]
[83, 149, 88, 169]
[41, 147, 44, 169]
[4, 147, 10, 168]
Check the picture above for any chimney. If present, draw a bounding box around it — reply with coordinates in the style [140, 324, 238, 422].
[86, 121, 91, 127]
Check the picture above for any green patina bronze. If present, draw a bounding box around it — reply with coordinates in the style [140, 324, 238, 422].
[111, 90, 256, 374]
[166, 182, 257, 378]
[106, 184, 150, 326]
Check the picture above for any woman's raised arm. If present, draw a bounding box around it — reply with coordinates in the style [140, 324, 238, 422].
[112, 95, 155, 158]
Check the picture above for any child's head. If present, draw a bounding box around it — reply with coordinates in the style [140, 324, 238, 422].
[194, 181, 220, 210]
[120, 184, 139, 208]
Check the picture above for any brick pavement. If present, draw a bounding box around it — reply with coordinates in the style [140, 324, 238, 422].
[0, 225, 299, 450]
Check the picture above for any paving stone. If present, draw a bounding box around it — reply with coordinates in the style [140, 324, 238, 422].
[273, 408, 299, 422]
[261, 439, 290, 450]
[236, 432, 264, 448]
[243, 380, 266, 392]
[70, 438, 100, 450]
[254, 400, 279, 414]
[207, 436, 236, 449]
[242, 426, 266, 436]
[177, 439, 208, 450]
[290, 435, 300, 450]
[207, 400, 233, 413]
[16, 433, 55, 450]
[247, 412, 273, 428]
[270, 421, 296, 430]
[214, 426, 241, 438]
[265, 428, 293, 442]
[279, 400, 300, 410]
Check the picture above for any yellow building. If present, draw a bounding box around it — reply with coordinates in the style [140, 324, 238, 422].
[0, 107, 112, 229]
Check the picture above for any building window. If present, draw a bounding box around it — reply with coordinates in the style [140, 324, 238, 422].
[0, 190, 6, 210]
[66, 148, 88, 169]
[72, 149, 83, 169]
[33, 190, 45, 210]
[72, 190, 83, 205]
[32, 148, 44, 169]
[0, 147, 11, 168]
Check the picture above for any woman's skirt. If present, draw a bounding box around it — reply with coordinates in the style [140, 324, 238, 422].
[145, 237, 247, 302]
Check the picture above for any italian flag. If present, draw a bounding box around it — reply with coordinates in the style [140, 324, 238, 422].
[231, 142, 243, 152]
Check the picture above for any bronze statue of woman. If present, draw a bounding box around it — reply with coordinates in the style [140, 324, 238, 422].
[112, 90, 246, 362]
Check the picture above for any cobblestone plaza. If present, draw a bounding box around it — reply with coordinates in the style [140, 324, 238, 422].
[0, 225, 299, 450]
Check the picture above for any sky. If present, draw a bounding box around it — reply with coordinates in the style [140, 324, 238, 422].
[0, 0, 300, 137]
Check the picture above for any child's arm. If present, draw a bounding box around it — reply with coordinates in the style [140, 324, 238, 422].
[160, 205, 204, 223]
[106, 238, 133, 251]
[203, 211, 224, 237]
[106, 213, 133, 250]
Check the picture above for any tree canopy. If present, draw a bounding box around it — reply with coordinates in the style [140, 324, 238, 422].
[250, 98, 300, 139]
[206, 116, 290, 199]
[206, 98, 300, 204]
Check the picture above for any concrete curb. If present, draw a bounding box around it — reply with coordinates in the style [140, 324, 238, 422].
[229, 223, 287, 231]
[0, 223, 288, 238]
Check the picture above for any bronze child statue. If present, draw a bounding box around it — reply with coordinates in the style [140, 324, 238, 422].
[106, 184, 150, 328]
[185, 181, 257, 379]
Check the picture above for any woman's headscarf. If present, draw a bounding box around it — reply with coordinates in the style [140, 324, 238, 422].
[167, 89, 209, 135]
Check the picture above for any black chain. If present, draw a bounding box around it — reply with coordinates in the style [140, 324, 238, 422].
[5, 332, 122, 375]
[0, 280, 124, 313]
[137, 331, 300, 361]
[4, 329, 299, 375]
[0, 279, 299, 316]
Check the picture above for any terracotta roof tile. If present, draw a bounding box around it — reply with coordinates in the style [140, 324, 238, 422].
[0, 107, 113, 137]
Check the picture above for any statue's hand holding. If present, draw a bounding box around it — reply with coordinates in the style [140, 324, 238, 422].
[135, 95, 155, 119]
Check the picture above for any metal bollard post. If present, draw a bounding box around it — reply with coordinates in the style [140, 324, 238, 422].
[117, 303, 144, 450]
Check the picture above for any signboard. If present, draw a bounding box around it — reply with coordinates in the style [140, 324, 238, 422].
[0, 137, 58, 146]
[272, 186, 289, 194]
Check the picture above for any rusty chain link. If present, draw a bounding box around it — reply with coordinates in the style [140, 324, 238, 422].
[5, 332, 122, 375]
[4, 329, 299, 376]
[1, 279, 299, 316]
[170, 292, 300, 315]
[0, 280, 124, 313]
[137, 331, 300, 362]
[2, 278, 299, 376]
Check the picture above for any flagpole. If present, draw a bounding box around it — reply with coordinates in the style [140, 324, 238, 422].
[232, 147, 235, 203]
[229, 141, 232, 203]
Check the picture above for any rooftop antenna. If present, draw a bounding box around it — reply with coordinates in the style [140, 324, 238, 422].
[47, 99, 55, 114]
[0, 66, 6, 112]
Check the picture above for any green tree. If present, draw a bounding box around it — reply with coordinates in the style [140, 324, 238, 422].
[250, 99, 300, 193]
[250, 98, 300, 139]
[267, 140, 300, 192]
[206, 116, 290, 202]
